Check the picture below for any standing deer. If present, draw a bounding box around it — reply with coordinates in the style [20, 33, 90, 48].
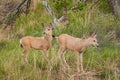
[57, 32, 99, 72]
[20, 23, 53, 62]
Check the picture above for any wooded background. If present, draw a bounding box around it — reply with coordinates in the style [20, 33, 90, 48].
[0, 0, 120, 26]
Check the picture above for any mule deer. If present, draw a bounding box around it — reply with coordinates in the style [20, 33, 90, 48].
[20, 23, 53, 62]
[58, 32, 99, 72]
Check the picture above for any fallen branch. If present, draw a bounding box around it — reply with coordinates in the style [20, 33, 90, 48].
[61, 68, 71, 78]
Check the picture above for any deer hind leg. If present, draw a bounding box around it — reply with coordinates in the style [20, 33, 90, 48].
[22, 46, 30, 62]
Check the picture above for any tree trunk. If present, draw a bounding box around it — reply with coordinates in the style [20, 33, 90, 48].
[107, 0, 120, 19]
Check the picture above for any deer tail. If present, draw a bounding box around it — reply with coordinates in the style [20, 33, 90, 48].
[20, 39, 23, 48]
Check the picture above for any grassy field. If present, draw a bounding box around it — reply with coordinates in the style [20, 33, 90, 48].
[0, 33, 120, 80]
[0, 1, 120, 80]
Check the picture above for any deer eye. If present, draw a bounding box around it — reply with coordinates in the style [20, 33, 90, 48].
[93, 40, 96, 42]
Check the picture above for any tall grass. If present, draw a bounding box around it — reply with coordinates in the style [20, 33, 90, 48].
[0, 37, 119, 80]
[0, 1, 120, 80]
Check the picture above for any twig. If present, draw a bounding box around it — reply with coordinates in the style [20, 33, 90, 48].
[61, 68, 71, 78]
[69, 71, 102, 80]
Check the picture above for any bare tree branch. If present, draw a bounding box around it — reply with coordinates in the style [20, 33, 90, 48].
[0, 0, 32, 28]
[42, 1, 69, 27]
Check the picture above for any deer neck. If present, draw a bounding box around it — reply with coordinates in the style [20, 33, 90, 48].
[45, 33, 53, 43]
[83, 38, 91, 48]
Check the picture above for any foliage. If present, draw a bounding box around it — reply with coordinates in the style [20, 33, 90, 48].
[98, 0, 112, 13]
[0, 0, 120, 80]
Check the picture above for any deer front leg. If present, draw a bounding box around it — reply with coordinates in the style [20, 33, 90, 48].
[76, 52, 80, 73]
[58, 47, 69, 68]
[43, 49, 48, 57]
[58, 47, 65, 59]
[79, 53, 84, 73]
[43, 49, 52, 68]
[62, 52, 70, 69]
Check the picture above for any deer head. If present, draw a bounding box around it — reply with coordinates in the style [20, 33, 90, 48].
[88, 32, 99, 48]
[41, 23, 53, 35]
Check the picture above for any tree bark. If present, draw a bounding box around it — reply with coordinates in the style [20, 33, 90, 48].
[107, 0, 120, 19]
[0, 0, 31, 28]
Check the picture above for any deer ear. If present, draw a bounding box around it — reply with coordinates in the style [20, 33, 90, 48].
[94, 34, 97, 37]
[89, 32, 96, 37]
[49, 23, 54, 30]
[89, 32, 94, 37]
[93, 32, 97, 37]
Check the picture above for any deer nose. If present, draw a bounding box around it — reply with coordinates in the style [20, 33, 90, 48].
[96, 45, 99, 48]
[96, 43, 99, 48]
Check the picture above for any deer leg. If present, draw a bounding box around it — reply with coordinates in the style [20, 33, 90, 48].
[79, 53, 84, 73]
[43, 49, 50, 63]
[43, 49, 48, 57]
[62, 52, 70, 69]
[58, 47, 65, 58]
[58, 47, 70, 68]
[76, 52, 80, 73]
[22, 46, 30, 62]
[43, 49, 51, 67]
[58, 47, 67, 67]
[58, 46, 67, 58]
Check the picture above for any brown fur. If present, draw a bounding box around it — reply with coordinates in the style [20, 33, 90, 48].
[20, 23, 53, 62]
[58, 33, 99, 72]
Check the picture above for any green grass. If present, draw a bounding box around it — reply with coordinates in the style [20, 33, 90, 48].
[0, 38, 119, 80]
[0, 1, 120, 80]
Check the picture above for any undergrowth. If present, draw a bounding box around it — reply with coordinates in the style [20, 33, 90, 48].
[0, 1, 120, 80]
